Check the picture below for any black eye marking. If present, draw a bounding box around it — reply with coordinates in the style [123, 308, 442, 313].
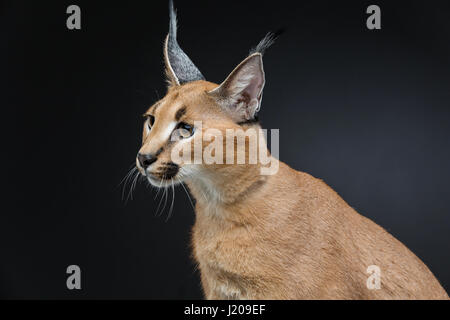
[175, 106, 187, 122]
[147, 115, 155, 127]
[155, 147, 164, 157]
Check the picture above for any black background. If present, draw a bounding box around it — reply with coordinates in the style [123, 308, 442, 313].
[1, 0, 450, 299]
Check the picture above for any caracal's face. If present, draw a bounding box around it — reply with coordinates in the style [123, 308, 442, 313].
[137, 3, 268, 188]
[136, 81, 239, 187]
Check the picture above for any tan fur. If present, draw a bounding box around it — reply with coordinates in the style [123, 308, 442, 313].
[138, 81, 449, 300]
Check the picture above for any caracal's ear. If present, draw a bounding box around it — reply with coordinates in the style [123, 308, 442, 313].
[208, 53, 265, 123]
[208, 33, 276, 123]
[164, 0, 205, 87]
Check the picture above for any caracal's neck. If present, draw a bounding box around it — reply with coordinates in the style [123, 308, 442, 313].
[186, 163, 265, 206]
[185, 123, 281, 217]
[183, 155, 283, 220]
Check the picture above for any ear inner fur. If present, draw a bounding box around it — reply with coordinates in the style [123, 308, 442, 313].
[208, 53, 265, 123]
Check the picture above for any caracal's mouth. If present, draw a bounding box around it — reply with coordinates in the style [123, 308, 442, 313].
[145, 168, 181, 188]
[146, 174, 166, 187]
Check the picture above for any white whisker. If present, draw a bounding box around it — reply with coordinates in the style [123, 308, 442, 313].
[154, 177, 164, 200]
[161, 180, 169, 216]
[125, 170, 140, 203]
[155, 181, 166, 216]
[166, 178, 176, 222]
[120, 165, 138, 201]
[177, 176, 195, 212]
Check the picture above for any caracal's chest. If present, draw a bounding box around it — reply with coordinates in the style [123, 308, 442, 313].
[192, 206, 263, 299]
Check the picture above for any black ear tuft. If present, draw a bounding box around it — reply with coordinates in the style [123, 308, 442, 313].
[249, 28, 284, 56]
[164, 0, 205, 86]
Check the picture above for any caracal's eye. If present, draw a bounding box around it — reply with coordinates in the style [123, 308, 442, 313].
[171, 122, 195, 141]
[147, 115, 155, 129]
[178, 122, 195, 138]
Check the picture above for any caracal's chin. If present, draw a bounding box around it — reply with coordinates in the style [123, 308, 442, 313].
[146, 174, 183, 188]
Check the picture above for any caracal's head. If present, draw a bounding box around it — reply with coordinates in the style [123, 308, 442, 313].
[136, 1, 275, 187]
